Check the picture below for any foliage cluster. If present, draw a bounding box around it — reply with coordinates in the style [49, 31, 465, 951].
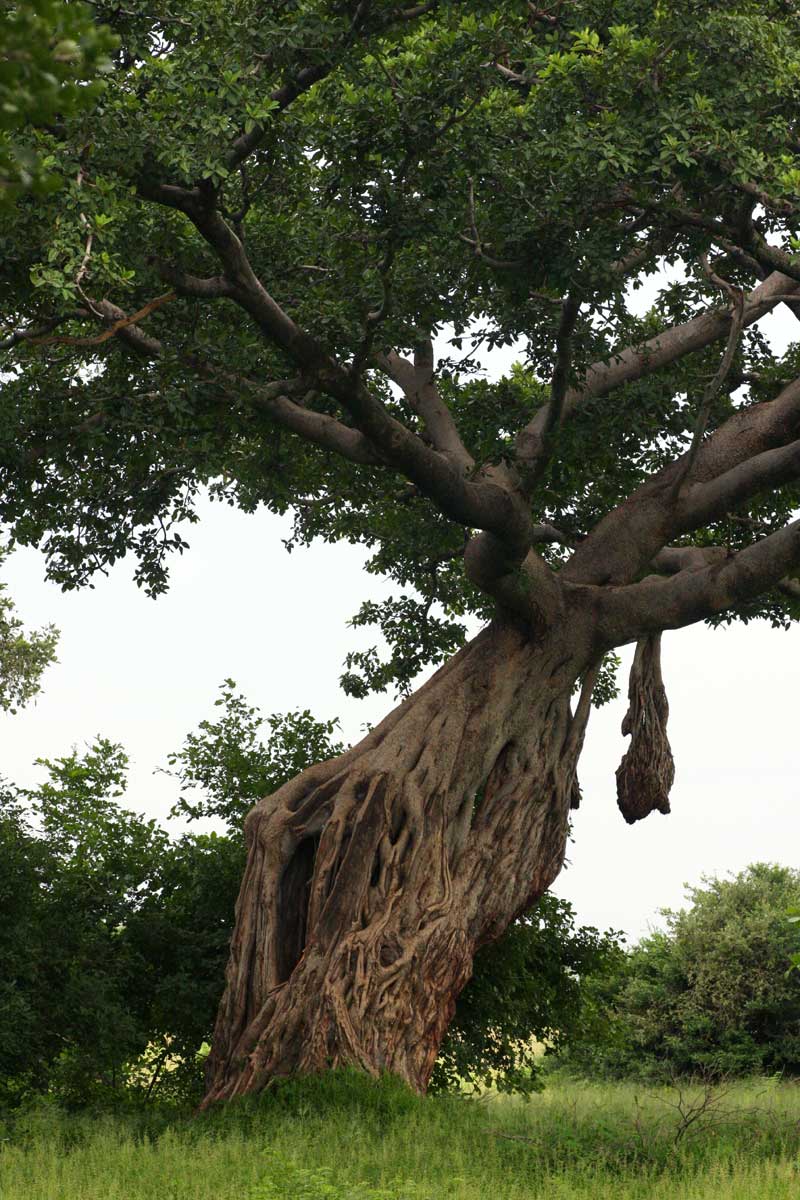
[0, 0, 117, 202]
[0, 682, 620, 1108]
[0, 549, 57, 712]
[560, 864, 800, 1081]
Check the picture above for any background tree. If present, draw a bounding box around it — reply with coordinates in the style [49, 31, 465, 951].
[562, 865, 800, 1081]
[0, 742, 166, 1105]
[3, 0, 800, 1102]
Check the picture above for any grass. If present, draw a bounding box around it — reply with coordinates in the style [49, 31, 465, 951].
[2, 1072, 800, 1199]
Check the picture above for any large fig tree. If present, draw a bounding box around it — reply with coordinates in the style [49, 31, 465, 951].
[3, 0, 800, 1105]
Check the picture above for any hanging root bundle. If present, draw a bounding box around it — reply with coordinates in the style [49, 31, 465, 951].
[616, 634, 675, 824]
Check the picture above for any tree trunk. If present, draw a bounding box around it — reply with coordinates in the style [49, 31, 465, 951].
[202, 617, 591, 1107]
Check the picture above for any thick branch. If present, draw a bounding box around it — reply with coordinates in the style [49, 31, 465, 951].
[375, 343, 475, 472]
[592, 519, 800, 644]
[154, 261, 236, 298]
[515, 271, 799, 472]
[676, 438, 800, 533]
[208, 372, 384, 466]
[564, 361, 800, 588]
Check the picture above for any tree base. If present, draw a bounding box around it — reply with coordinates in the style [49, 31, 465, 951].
[202, 619, 589, 1107]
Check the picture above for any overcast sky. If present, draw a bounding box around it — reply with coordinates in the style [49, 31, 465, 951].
[2, 296, 797, 944]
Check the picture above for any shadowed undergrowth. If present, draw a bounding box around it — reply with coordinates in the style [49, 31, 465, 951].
[2, 1072, 800, 1199]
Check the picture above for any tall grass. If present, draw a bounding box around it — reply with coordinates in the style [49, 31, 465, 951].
[2, 1073, 800, 1199]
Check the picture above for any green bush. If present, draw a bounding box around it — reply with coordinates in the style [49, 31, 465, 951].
[562, 864, 800, 1080]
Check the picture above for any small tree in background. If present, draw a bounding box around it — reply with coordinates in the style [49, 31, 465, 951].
[563, 864, 800, 1080]
[0, 743, 166, 1105]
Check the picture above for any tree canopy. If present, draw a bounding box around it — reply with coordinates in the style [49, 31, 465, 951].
[0, 0, 117, 202]
[2, 0, 800, 703]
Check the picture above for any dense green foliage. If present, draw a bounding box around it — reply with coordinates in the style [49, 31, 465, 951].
[4, 1075, 800, 1199]
[0, 683, 621, 1107]
[562, 865, 800, 1081]
[0, 1, 116, 202]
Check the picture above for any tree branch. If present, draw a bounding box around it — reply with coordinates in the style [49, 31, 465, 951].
[565, 369, 800, 587]
[593, 519, 800, 644]
[375, 341, 475, 472]
[672, 256, 745, 490]
[515, 271, 799, 472]
[676, 437, 800, 534]
[0, 311, 87, 352]
[206, 372, 384, 466]
[137, 201, 535, 549]
[26, 293, 175, 353]
[154, 261, 236, 298]
[521, 292, 581, 490]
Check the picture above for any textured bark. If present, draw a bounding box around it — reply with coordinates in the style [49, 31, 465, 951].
[616, 634, 675, 824]
[202, 618, 589, 1106]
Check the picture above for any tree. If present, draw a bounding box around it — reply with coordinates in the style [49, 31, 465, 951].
[165, 681, 624, 1098]
[2, 0, 800, 1104]
[563, 865, 800, 1080]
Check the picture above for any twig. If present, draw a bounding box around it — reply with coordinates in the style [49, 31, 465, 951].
[26, 292, 177, 347]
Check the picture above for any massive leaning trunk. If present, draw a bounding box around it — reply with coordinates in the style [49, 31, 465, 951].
[203, 616, 594, 1106]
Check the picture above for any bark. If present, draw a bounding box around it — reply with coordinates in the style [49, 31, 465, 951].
[202, 618, 590, 1106]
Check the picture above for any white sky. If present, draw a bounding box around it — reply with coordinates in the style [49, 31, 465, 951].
[1, 296, 797, 945]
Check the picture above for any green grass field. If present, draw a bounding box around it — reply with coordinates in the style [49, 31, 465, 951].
[2, 1073, 800, 1199]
